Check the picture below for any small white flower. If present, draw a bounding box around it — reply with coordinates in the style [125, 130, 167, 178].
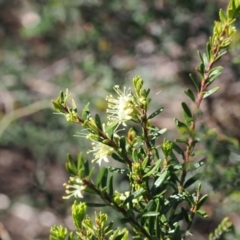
[87, 140, 114, 165]
[106, 85, 134, 126]
[63, 177, 85, 199]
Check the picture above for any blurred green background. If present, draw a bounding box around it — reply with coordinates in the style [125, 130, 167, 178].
[1, 0, 240, 239]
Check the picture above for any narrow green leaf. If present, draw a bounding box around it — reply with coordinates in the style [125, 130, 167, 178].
[175, 138, 189, 145]
[96, 167, 108, 188]
[172, 142, 184, 157]
[66, 154, 77, 175]
[181, 207, 190, 224]
[154, 170, 168, 188]
[196, 209, 208, 218]
[111, 153, 124, 163]
[60, 91, 64, 103]
[108, 175, 114, 197]
[148, 107, 164, 119]
[197, 194, 208, 209]
[219, 9, 227, 22]
[207, 66, 223, 86]
[171, 212, 184, 223]
[184, 89, 196, 102]
[181, 102, 193, 126]
[202, 53, 208, 68]
[95, 114, 102, 131]
[149, 127, 167, 140]
[203, 86, 219, 98]
[194, 158, 205, 169]
[143, 159, 162, 178]
[191, 149, 207, 157]
[115, 234, 127, 240]
[172, 225, 181, 240]
[198, 51, 204, 64]
[119, 137, 126, 152]
[184, 174, 201, 188]
[189, 73, 199, 91]
[174, 118, 189, 132]
[144, 200, 154, 212]
[81, 102, 90, 119]
[197, 62, 205, 76]
[215, 50, 227, 62]
[206, 42, 211, 61]
[170, 152, 179, 163]
[52, 101, 66, 113]
[142, 156, 149, 170]
[105, 122, 118, 139]
[142, 212, 160, 217]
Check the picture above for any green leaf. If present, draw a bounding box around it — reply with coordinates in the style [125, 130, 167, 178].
[184, 89, 195, 102]
[207, 66, 223, 86]
[105, 122, 118, 139]
[149, 127, 167, 140]
[142, 212, 160, 217]
[215, 50, 227, 62]
[197, 194, 208, 209]
[193, 158, 205, 169]
[148, 107, 164, 119]
[96, 167, 108, 188]
[119, 137, 126, 152]
[133, 76, 143, 95]
[219, 9, 227, 22]
[114, 233, 127, 240]
[196, 209, 208, 218]
[144, 200, 154, 212]
[66, 154, 77, 175]
[191, 149, 207, 157]
[172, 142, 184, 157]
[203, 86, 219, 98]
[111, 153, 124, 163]
[141, 156, 149, 170]
[181, 102, 193, 126]
[202, 53, 209, 68]
[143, 159, 162, 177]
[171, 224, 181, 240]
[108, 175, 114, 197]
[154, 170, 168, 188]
[174, 118, 189, 132]
[181, 207, 190, 224]
[189, 73, 199, 91]
[184, 174, 201, 188]
[95, 114, 102, 131]
[52, 101, 63, 113]
[81, 102, 90, 119]
[197, 62, 205, 76]
[175, 138, 189, 145]
[206, 42, 211, 61]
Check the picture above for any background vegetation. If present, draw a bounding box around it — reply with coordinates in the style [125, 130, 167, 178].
[0, 0, 240, 239]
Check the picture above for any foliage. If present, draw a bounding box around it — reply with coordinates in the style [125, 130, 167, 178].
[50, 1, 240, 239]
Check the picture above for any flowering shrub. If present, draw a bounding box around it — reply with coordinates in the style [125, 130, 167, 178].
[50, 1, 240, 239]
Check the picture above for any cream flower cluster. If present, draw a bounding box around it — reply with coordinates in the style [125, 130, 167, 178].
[87, 141, 114, 165]
[63, 177, 85, 199]
[106, 85, 134, 126]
